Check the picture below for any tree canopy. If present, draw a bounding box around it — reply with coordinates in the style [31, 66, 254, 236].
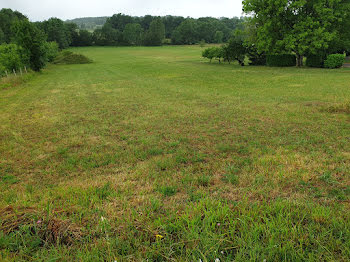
[243, 0, 349, 66]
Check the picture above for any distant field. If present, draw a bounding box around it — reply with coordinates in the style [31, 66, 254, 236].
[0, 46, 349, 261]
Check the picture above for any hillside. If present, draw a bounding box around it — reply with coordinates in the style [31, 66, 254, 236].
[65, 16, 108, 30]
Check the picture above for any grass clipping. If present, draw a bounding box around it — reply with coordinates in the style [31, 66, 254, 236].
[53, 50, 93, 65]
[0, 206, 84, 245]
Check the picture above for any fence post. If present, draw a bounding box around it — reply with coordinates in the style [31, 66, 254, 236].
[13, 69, 16, 76]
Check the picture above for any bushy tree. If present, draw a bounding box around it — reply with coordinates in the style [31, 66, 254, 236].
[202, 47, 224, 63]
[0, 8, 27, 44]
[43, 41, 59, 62]
[123, 23, 143, 45]
[0, 43, 29, 73]
[143, 18, 165, 46]
[223, 37, 247, 65]
[243, 0, 345, 66]
[214, 31, 224, 43]
[12, 20, 47, 71]
[171, 19, 197, 45]
[39, 18, 71, 49]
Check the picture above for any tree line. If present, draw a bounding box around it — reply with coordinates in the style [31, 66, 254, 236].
[0, 8, 245, 74]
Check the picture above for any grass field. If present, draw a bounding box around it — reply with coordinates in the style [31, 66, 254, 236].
[0, 45, 350, 261]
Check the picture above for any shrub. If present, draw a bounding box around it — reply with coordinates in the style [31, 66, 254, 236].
[0, 44, 29, 75]
[266, 54, 296, 67]
[246, 44, 266, 66]
[306, 54, 326, 68]
[324, 54, 345, 69]
[202, 47, 224, 63]
[222, 38, 246, 65]
[43, 42, 59, 62]
[53, 51, 92, 65]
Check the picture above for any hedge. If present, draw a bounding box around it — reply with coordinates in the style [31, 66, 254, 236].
[266, 54, 296, 67]
[324, 54, 345, 69]
[306, 55, 326, 68]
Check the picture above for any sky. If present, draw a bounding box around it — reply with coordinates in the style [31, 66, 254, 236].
[0, 0, 244, 21]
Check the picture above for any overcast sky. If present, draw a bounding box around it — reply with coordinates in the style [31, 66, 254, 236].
[0, 0, 243, 21]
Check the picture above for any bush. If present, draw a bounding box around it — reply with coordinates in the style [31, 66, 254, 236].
[324, 54, 345, 69]
[306, 54, 326, 68]
[53, 51, 93, 65]
[43, 42, 59, 62]
[246, 44, 266, 65]
[223, 37, 246, 65]
[202, 47, 224, 63]
[266, 54, 296, 67]
[0, 44, 29, 75]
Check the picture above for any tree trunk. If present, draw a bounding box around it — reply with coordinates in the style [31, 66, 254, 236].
[296, 55, 303, 67]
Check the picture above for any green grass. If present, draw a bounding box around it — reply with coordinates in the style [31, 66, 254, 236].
[0, 45, 350, 261]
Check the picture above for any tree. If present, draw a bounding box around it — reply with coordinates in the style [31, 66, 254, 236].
[0, 8, 27, 44]
[214, 31, 224, 43]
[123, 23, 143, 45]
[0, 43, 29, 72]
[171, 19, 197, 45]
[243, 0, 345, 66]
[12, 20, 47, 71]
[39, 18, 71, 49]
[222, 37, 247, 65]
[143, 18, 165, 46]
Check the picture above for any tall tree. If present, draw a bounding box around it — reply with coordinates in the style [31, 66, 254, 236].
[143, 18, 165, 46]
[0, 8, 27, 44]
[123, 23, 143, 45]
[39, 18, 71, 49]
[243, 0, 345, 66]
[12, 20, 47, 71]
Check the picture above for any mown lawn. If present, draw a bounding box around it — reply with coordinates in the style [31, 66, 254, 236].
[0, 46, 349, 261]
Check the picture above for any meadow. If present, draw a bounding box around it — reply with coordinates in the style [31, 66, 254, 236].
[0, 45, 350, 261]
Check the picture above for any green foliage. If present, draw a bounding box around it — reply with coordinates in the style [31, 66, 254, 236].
[171, 19, 197, 45]
[0, 43, 28, 74]
[143, 18, 165, 46]
[39, 18, 71, 49]
[53, 50, 92, 65]
[246, 44, 266, 65]
[243, 0, 345, 66]
[12, 19, 47, 71]
[202, 47, 224, 63]
[266, 54, 296, 67]
[324, 54, 345, 69]
[123, 23, 143, 45]
[214, 31, 224, 43]
[71, 30, 93, 47]
[43, 41, 59, 62]
[306, 54, 326, 68]
[223, 37, 247, 65]
[0, 8, 27, 44]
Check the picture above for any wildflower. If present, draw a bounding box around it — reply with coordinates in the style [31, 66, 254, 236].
[156, 234, 164, 240]
[37, 220, 42, 224]
[101, 216, 106, 222]
[215, 259, 220, 262]
[217, 223, 221, 226]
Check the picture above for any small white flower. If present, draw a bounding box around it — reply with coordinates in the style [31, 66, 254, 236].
[215, 259, 220, 262]
[221, 251, 224, 254]
[101, 216, 106, 222]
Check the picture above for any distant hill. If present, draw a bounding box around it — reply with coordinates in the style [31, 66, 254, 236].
[65, 17, 108, 30]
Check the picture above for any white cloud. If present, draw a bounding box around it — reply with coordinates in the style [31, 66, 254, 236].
[0, 0, 243, 21]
